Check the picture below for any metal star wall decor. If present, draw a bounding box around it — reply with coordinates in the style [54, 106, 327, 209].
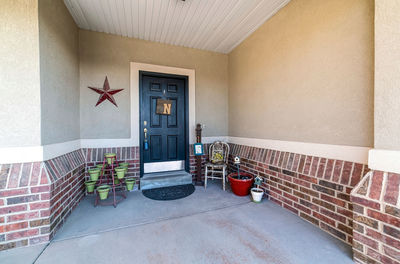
[88, 76, 123, 107]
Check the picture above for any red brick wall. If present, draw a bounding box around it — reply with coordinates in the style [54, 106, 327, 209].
[227, 143, 368, 245]
[44, 150, 86, 241]
[0, 147, 141, 251]
[0, 162, 51, 250]
[83, 147, 140, 188]
[351, 170, 400, 264]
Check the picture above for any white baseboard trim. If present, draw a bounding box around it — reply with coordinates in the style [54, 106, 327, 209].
[202, 136, 229, 144]
[0, 146, 43, 164]
[228, 137, 370, 164]
[43, 140, 81, 161]
[0, 136, 370, 165]
[368, 149, 400, 174]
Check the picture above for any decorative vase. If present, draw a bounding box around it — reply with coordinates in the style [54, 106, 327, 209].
[251, 187, 264, 203]
[97, 185, 111, 200]
[88, 168, 101, 181]
[228, 172, 254, 196]
[115, 167, 126, 179]
[125, 178, 135, 191]
[85, 180, 96, 193]
[96, 164, 105, 170]
[105, 153, 116, 165]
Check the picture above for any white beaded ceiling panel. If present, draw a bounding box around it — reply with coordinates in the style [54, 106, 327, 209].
[64, 0, 290, 54]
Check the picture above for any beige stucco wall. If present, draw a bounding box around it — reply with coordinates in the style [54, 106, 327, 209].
[228, 0, 374, 147]
[0, 0, 41, 147]
[374, 0, 400, 150]
[79, 30, 228, 139]
[39, 0, 80, 145]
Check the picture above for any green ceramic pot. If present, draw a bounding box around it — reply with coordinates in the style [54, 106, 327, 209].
[97, 185, 111, 200]
[113, 177, 120, 185]
[88, 168, 100, 181]
[85, 180, 96, 193]
[115, 167, 126, 179]
[119, 162, 129, 168]
[105, 153, 116, 165]
[125, 178, 135, 191]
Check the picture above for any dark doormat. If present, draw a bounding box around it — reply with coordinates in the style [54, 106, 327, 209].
[142, 184, 195, 201]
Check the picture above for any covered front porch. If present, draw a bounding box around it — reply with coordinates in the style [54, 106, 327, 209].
[1, 0, 400, 263]
[1, 182, 352, 264]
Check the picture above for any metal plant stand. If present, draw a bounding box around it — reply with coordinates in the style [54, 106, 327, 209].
[94, 155, 126, 208]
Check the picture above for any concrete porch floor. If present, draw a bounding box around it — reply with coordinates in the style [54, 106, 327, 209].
[0, 181, 353, 264]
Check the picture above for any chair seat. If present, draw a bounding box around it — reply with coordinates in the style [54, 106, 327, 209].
[205, 162, 227, 168]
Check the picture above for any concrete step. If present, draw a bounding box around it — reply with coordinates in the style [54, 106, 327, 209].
[140, 170, 193, 190]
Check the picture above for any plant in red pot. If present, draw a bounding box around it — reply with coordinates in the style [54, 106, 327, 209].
[228, 156, 254, 196]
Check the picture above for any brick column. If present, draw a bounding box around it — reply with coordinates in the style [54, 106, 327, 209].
[351, 171, 400, 263]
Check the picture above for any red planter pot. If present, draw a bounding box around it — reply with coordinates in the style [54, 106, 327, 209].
[228, 172, 254, 196]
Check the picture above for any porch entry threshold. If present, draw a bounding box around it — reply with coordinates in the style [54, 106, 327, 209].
[140, 169, 192, 190]
[143, 160, 185, 173]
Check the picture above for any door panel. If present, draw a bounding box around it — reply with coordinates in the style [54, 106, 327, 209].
[141, 73, 186, 172]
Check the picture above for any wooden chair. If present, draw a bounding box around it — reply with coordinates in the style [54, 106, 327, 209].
[204, 141, 230, 191]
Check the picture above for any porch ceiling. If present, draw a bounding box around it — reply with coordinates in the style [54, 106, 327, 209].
[64, 0, 290, 54]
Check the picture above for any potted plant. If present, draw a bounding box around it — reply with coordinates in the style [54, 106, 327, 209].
[251, 176, 264, 203]
[125, 178, 135, 191]
[88, 168, 100, 181]
[115, 167, 126, 179]
[85, 180, 97, 193]
[228, 156, 254, 196]
[105, 153, 116, 165]
[97, 185, 111, 200]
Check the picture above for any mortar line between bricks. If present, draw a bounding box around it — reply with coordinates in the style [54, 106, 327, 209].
[49, 200, 252, 244]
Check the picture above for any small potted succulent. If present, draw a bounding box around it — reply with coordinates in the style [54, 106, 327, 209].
[97, 185, 111, 200]
[228, 156, 254, 196]
[251, 176, 264, 203]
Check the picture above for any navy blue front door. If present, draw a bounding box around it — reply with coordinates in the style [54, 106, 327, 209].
[140, 72, 187, 170]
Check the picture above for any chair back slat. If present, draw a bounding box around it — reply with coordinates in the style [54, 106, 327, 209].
[209, 141, 230, 164]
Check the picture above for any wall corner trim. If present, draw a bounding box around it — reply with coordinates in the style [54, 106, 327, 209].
[368, 148, 400, 174]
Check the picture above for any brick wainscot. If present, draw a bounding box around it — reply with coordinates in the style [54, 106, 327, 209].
[227, 143, 368, 245]
[0, 146, 139, 251]
[351, 170, 400, 264]
[0, 150, 85, 250]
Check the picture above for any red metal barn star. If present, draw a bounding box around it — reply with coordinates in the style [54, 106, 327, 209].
[88, 76, 123, 107]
